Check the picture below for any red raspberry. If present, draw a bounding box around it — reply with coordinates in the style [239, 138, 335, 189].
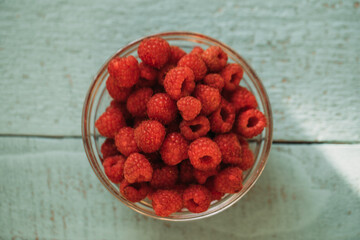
[214, 167, 243, 193]
[120, 179, 150, 202]
[220, 63, 244, 91]
[190, 46, 204, 55]
[201, 46, 228, 72]
[204, 177, 224, 201]
[179, 159, 195, 184]
[229, 86, 258, 113]
[103, 155, 125, 183]
[152, 189, 183, 217]
[179, 115, 210, 141]
[126, 87, 153, 117]
[194, 84, 221, 115]
[176, 96, 202, 121]
[157, 64, 175, 86]
[95, 107, 126, 138]
[214, 133, 242, 165]
[203, 74, 224, 91]
[124, 153, 153, 183]
[169, 46, 186, 65]
[237, 136, 255, 171]
[188, 137, 222, 171]
[134, 120, 166, 153]
[173, 184, 187, 198]
[178, 54, 207, 81]
[235, 109, 267, 138]
[147, 93, 177, 125]
[114, 127, 139, 157]
[183, 185, 211, 213]
[163, 66, 195, 100]
[193, 166, 219, 184]
[160, 132, 189, 166]
[100, 138, 119, 160]
[209, 99, 236, 133]
[108, 56, 139, 87]
[106, 76, 132, 102]
[109, 100, 132, 122]
[150, 165, 178, 189]
[138, 62, 158, 87]
[138, 37, 171, 69]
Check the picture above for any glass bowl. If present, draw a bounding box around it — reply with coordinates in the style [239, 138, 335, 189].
[82, 31, 273, 221]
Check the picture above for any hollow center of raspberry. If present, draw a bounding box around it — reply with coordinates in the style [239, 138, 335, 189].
[220, 108, 229, 121]
[230, 73, 239, 83]
[247, 117, 259, 128]
[199, 155, 213, 164]
[189, 124, 202, 132]
[187, 199, 199, 208]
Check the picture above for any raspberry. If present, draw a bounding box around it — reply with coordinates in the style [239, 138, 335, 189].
[189, 46, 204, 55]
[179, 115, 210, 141]
[214, 167, 243, 193]
[203, 74, 224, 91]
[188, 137, 222, 171]
[100, 138, 119, 160]
[150, 165, 178, 189]
[235, 109, 267, 138]
[106, 76, 132, 102]
[173, 184, 187, 197]
[204, 177, 224, 201]
[194, 84, 221, 115]
[109, 100, 132, 122]
[138, 62, 158, 87]
[103, 155, 126, 183]
[163, 66, 195, 100]
[152, 189, 183, 217]
[138, 37, 171, 69]
[209, 99, 236, 133]
[108, 56, 140, 87]
[183, 185, 211, 213]
[126, 87, 153, 117]
[178, 54, 207, 81]
[179, 160, 195, 184]
[114, 127, 139, 157]
[134, 120, 166, 153]
[124, 153, 153, 183]
[120, 179, 150, 202]
[237, 136, 255, 170]
[157, 64, 175, 86]
[220, 63, 244, 91]
[214, 133, 242, 165]
[95, 107, 126, 138]
[169, 46, 186, 65]
[201, 46, 228, 72]
[147, 93, 177, 124]
[229, 86, 258, 113]
[176, 96, 202, 121]
[160, 132, 189, 166]
[193, 166, 219, 184]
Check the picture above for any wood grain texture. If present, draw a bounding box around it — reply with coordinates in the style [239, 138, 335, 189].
[0, 0, 359, 141]
[0, 137, 359, 239]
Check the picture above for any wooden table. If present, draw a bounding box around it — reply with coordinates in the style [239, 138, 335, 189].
[1, 1, 359, 239]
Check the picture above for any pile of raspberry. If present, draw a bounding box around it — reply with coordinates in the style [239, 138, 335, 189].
[96, 37, 267, 217]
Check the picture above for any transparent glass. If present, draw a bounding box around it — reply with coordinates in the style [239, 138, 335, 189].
[82, 32, 273, 221]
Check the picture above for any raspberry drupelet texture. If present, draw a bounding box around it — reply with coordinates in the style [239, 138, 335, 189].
[103, 155, 126, 184]
[214, 167, 243, 193]
[179, 115, 210, 141]
[108, 56, 140, 88]
[183, 185, 212, 213]
[189, 46, 204, 55]
[176, 96, 202, 121]
[201, 46, 228, 72]
[150, 165, 179, 189]
[229, 86, 258, 113]
[138, 62, 158, 87]
[179, 160, 195, 184]
[106, 76, 132, 102]
[120, 179, 150, 202]
[194, 84, 221, 116]
[115, 127, 139, 157]
[163, 66, 195, 100]
[147, 93, 177, 125]
[188, 137, 222, 171]
[203, 74, 225, 91]
[178, 54, 207, 81]
[220, 63, 244, 92]
[95, 107, 126, 138]
[205, 177, 224, 201]
[193, 166, 219, 184]
[160, 132, 189, 166]
[109, 100, 132, 123]
[152, 189, 183, 217]
[138, 37, 171, 69]
[237, 136, 255, 171]
[124, 153, 153, 183]
[101, 138, 119, 160]
[235, 109, 267, 138]
[209, 99, 236, 133]
[126, 87, 153, 117]
[169, 46, 187, 65]
[134, 120, 166, 153]
[214, 133, 242, 165]
[157, 64, 175, 86]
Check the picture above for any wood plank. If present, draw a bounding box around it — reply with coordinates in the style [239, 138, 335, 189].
[0, 0, 359, 141]
[0, 137, 359, 239]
